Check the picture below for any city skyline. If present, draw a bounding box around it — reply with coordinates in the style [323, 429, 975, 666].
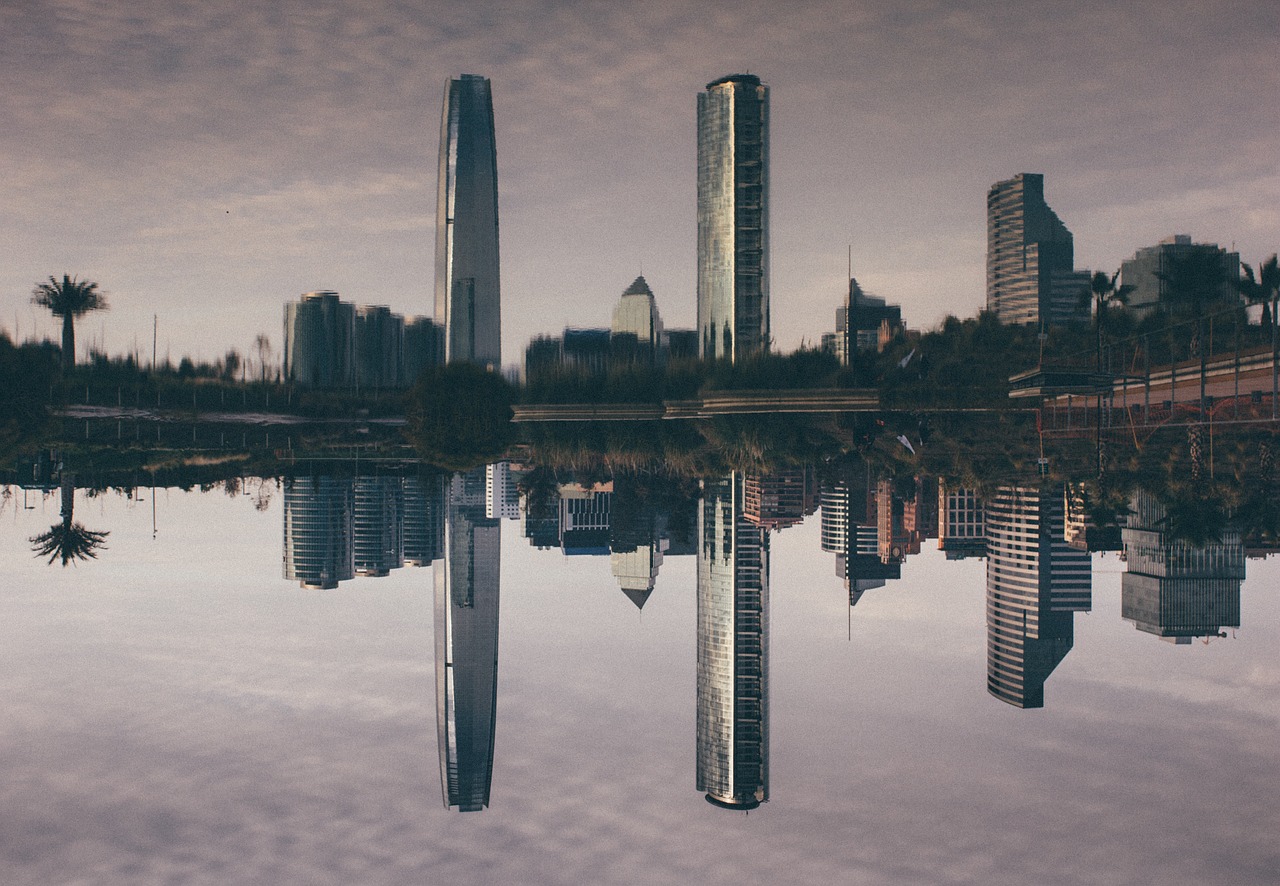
[2, 2, 1278, 369]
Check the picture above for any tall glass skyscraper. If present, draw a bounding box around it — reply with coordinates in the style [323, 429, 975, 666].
[697, 474, 769, 809]
[435, 467, 501, 811]
[435, 75, 501, 368]
[697, 74, 769, 362]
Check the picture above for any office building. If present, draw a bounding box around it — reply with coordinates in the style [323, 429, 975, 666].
[283, 291, 355, 388]
[698, 74, 769, 361]
[611, 276, 664, 364]
[985, 486, 1092, 709]
[938, 482, 985, 559]
[353, 305, 404, 391]
[352, 476, 404, 577]
[697, 474, 769, 809]
[282, 476, 354, 589]
[558, 482, 613, 555]
[1118, 235, 1241, 319]
[1121, 489, 1243, 643]
[403, 316, 444, 386]
[986, 173, 1090, 327]
[435, 465, 501, 811]
[402, 474, 445, 567]
[435, 74, 501, 367]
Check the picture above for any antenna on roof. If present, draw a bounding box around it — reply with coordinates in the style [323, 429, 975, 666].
[848, 244, 852, 281]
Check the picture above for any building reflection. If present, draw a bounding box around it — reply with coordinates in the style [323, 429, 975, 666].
[435, 465, 506, 812]
[282, 476, 355, 589]
[697, 473, 768, 809]
[1121, 490, 1243, 644]
[282, 472, 442, 589]
[985, 486, 1091, 709]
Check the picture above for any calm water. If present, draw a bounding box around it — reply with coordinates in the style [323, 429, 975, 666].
[2, 469, 1278, 886]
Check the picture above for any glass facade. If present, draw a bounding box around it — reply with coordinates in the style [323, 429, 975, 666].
[435, 75, 501, 368]
[985, 486, 1092, 708]
[697, 473, 769, 809]
[435, 467, 501, 812]
[697, 75, 769, 362]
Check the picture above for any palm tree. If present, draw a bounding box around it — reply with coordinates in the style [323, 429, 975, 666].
[30, 274, 108, 371]
[1236, 255, 1279, 418]
[1155, 251, 1229, 420]
[1084, 270, 1134, 372]
[29, 474, 109, 566]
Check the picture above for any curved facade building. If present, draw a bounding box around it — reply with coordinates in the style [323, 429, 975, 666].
[697, 74, 769, 362]
[985, 486, 1091, 708]
[435, 74, 501, 368]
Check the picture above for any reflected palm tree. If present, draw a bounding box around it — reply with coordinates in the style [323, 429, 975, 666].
[29, 475, 109, 566]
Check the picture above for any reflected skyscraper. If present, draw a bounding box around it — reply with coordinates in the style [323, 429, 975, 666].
[698, 74, 769, 361]
[402, 474, 445, 567]
[435, 74, 501, 367]
[282, 476, 354, 589]
[352, 475, 404, 577]
[697, 474, 769, 809]
[435, 467, 501, 811]
[985, 486, 1091, 709]
[1121, 490, 1243, 643]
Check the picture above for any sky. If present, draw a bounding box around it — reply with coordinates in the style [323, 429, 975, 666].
[3, 0, 1279, 369]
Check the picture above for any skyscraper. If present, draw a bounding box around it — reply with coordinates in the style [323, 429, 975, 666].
[435, 75, 501, 367]
[985, 486, 1092, 708]
[435, 467, 501, 811]
[986, 173, 1090, 327]
[698, 74, 769, 362]
[697, 474, 769, 809]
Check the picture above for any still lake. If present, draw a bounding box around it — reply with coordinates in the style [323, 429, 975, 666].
[2, 470, 1278, 886]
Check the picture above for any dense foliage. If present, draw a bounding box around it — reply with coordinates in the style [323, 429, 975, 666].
[405, 362, 515, 469]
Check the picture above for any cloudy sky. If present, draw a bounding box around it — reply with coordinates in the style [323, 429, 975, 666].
[3, 0, 1278, 368]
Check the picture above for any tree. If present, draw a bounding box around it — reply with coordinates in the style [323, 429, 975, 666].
[1155, 251, 1230, 419]
[29, 474, 109, 566]
[30, 274, 108, 371]
[1236, 256, 1278, 325]
[404, 362, 515, 469]
[1236, 255, 1280, 418]
[1083, 270, 1134, 372]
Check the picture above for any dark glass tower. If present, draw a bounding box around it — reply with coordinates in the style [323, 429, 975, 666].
[697, 74, 769, 362]
[435, 467, 502, 811]
[435, 75, 501, 368]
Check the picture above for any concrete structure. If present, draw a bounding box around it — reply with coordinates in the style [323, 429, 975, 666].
[697, 473, 769, 809]
[1118, 235, 1241, 319]
[986, 173, 1090, 327]
[435, 74, 501, 367]
[698, 74, 769, 362]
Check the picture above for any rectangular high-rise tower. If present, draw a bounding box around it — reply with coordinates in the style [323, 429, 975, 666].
[698, 74, 769, 362]
[435, 74, 501, 368]
[986, 173, 1088, 328]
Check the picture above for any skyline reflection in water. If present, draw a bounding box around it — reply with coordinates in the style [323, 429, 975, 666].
[0, 453, 1274, 885]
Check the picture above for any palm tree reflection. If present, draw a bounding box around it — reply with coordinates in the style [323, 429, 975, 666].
[29, 475, 109, 566]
